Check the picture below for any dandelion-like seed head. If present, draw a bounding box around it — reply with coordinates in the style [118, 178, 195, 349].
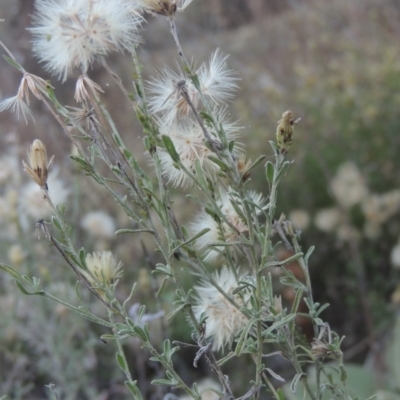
[84, 251, 123, 287]
[193, 266, 250, 351]
[22, 139, 54, 189]
[192, 190, 265, 262]
[30, 0, 142, 81]
[148, 49, 238, 126]
[158, 114, 239, 187]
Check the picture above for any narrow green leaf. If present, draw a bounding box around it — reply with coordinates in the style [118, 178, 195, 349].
[339, 364, 347, 383]
[248, 155, 266, 173]
[194, 159, 207, 187]
[151, 378, 174, 386]
[204, 207, 220, 220]
[132, 325, 149, 341]
[15, 281, 44, 296]
[3, 55, 24, 72]
[290, 373, 304, 393]
[162, 135, 180, 162]
[236, 317, 257, 356]
[125, 381, 144, 400]
[116, 352, 127, 372]
[166, 302, 190, 320]
[115, 228, 154, 235]
[163, 339, 171, 356]
[100, 334, 117, 341]
[266, 161, 274, 185]
[305, 246, 315, 263]
[172, 228, 210, 253]
[263, 314, 296, 336]
[52, 216, 63, 233]
[290, 289, 304, 316]
[0, 263, 23, 280]
[276, 388, 286, 400]
[78, 248, 86, 269]
[207, 156, 229, 172]
[153, 263, 172, 277]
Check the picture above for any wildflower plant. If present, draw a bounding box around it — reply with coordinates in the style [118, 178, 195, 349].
[0, 1, 351, 399]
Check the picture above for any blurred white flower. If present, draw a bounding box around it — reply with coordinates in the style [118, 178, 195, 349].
[0, 154, 19, 186]
[314, 207, 341, 233]
[193, 266, 250, 351]
[30, 0, 142, 80]
[148, 49, 238, 126]
[192, 190, 265, 262]
[330, 162, 368, 209]
[19, 170, 69, 224]
[336, 224, 360, 243]
[363, 221, 381, 240]
[158, 114, 239, 187]
[81, 210, 116, 238]
[8, 244, 27, 267]
[362, 190, 400, 225]
[289, 209, 310, 230]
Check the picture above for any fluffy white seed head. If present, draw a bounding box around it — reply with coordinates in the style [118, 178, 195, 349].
[148, 49, 239, 126]
[158, 114, 240, 187]
[192, 190, 265, 262]
[193, 266, 250, 352]
[30, 0, 142, 81]
[83, 250, 123, 287]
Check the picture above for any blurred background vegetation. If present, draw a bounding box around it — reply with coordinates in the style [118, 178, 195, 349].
[1, 0, 400, 398]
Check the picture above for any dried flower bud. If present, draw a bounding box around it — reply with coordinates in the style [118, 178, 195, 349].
[74, 75, 104, 103]
[276, 110, 300, 154]
[139, 0, 193, 16]
[237, 154, 252, 182]
[311, 339, 341, 360]
[22, 139, 54, 189]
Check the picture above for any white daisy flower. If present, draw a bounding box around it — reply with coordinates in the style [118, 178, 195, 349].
[192, 189, 265, 262]
[193, 266, 251, 352]
[148, 49, 239, 126]
[30, 0, 142, 81]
